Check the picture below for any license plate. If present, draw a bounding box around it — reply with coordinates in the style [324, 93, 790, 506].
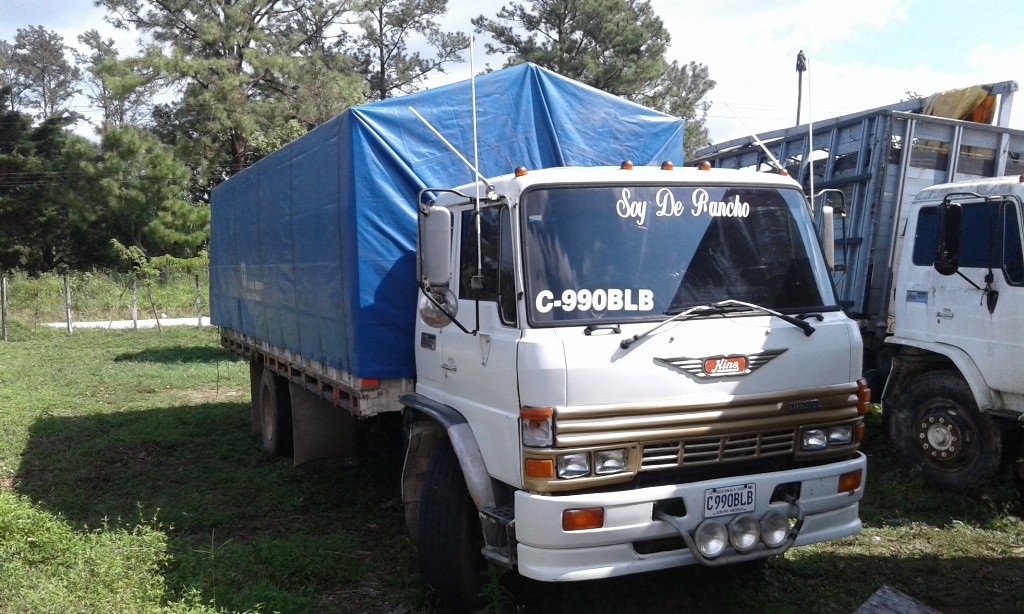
[703, 483, 756, 518]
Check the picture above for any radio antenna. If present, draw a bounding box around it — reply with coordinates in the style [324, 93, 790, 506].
[723, 101, 783, 171]
[806, 55, 816, 214]
[409, 106, 494, 192]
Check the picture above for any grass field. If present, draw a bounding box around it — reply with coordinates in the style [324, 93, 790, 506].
[1, 326, 1023, 613]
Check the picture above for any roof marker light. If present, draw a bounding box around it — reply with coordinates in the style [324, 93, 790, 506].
[620, 160, 634, 170]
[698, 161, 711, 171]
[779, 168, 789, 176]
[661, 161, 674, 170]
[515, 166, 528, 177]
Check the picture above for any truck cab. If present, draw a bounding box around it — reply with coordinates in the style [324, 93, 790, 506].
[884, 176, 1024, 490]
[404, 164, 869, 610]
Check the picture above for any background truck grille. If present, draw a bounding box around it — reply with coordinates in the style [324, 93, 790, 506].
[639, 429, 795, 471]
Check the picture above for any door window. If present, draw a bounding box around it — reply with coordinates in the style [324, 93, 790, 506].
[459, 206, 517, 325]
[913, 200, 1024, 285]
[1004, 203, 1024, 285]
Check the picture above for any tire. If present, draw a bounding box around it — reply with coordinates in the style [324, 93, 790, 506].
[890, 370, 1001, 491]
[418, 439, 486, 613]
[249, 360, 264, 435]
[259, 369, 293, 458]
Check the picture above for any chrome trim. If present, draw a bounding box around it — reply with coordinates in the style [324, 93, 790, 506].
[554, 383, 859, 448]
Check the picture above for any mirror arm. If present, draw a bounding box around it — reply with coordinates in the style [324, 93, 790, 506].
[954, 270, 983, 291]
[420, 285, 475, 335]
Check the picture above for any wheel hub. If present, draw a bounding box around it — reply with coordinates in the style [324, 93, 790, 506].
[917, 413, 961, 459]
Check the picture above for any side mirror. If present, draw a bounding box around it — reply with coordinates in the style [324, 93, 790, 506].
[819, 205, 835, 271]
[934, 201, 962, 276]
[419, 204, 452, 288]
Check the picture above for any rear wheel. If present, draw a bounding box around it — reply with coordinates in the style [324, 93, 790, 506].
[890, 370, 1000, 491]
[259, 369, 293, 458]
[418, 439, 486, 613]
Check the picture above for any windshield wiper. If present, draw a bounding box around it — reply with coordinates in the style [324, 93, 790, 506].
[620, 299, 815, 350]
[620, 303, 726, 349]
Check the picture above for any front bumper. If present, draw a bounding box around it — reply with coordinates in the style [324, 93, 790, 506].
[514, 453, 866, 581]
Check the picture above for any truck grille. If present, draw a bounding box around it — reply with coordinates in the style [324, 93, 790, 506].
[640, 429, 795, 471]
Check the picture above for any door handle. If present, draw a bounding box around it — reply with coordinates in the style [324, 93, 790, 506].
[936, 308, 954, 320]
[442, 362, 457, 372]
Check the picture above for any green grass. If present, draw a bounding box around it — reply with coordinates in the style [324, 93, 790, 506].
[1, 328, 1023, 613]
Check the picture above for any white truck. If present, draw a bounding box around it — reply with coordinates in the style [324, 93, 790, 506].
[211, 65, 869, 612]
[693, 81, 1024, 490]
[883, 176, 1024, 490]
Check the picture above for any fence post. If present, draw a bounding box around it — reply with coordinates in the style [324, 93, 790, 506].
[131, 275, 138, 331]
[195, 274, 203, 330]
[63, 273, 72, 335]
[1, 275, 7, 342]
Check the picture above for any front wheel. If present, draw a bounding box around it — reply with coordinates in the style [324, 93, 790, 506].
[418, 439, 486, 613]
[890, 370, 1001, 491]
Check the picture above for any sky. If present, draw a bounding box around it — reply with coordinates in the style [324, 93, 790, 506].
[2, 0, 1023, 145]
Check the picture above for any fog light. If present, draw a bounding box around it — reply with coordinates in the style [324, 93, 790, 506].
[595, 449, 627, 475]
[694, 520, 728, 558]
[801, 429, 827, 451]
[760, 510, 789, 548]
[556, 453, 590, 479]
[728, 515, 760, 552]
[829, 425, 853, 445]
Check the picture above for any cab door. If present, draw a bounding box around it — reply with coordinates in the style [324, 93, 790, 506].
[913, 198, 1024, 396]
[441, 204, 523, 486]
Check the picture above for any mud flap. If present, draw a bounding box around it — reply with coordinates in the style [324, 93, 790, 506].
[288, 382, 359, 469]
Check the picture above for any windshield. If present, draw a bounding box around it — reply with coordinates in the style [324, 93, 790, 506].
[522, 184, 836, 325]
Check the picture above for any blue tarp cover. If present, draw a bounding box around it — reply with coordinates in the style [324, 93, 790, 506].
[210, 63, 685, 378]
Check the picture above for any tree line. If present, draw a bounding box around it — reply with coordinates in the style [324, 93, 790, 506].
[0, 0, 715, 276]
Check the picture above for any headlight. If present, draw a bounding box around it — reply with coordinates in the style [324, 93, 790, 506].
[556, 453, 590, 479]
[694, 520, 728, 558]
[594, 449, 627, 475]
[801, 429, 828, 451]
[829, 425, 854, 445]
[802, 425, 856, 451]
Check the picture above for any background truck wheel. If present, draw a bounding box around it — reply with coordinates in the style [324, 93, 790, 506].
[259, 369, 293, 458]
[417, 439, 486, 613]
[890, 370, 1000, 491]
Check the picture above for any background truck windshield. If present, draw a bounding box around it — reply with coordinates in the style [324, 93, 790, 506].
[522, 184, 834, 325]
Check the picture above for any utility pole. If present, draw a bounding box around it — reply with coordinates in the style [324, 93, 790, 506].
[796, 50, 807, 125]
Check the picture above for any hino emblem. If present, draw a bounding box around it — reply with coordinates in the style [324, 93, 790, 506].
[655, 349, 787, 378]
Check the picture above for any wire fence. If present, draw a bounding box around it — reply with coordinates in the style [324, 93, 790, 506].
[0, 270, 209, 340]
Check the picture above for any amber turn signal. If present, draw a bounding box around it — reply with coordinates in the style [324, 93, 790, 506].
[856, 378, 871, 415]
[520, 406, 554, 421]
[525, 458, 554, 478]
[838, 469, 862, 493]
[562, 507, 605, 531]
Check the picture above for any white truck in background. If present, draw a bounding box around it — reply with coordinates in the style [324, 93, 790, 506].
[883, 176, 1024, 490]
[212, 64, 870, 612]
[694, 81, 1024, 490]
